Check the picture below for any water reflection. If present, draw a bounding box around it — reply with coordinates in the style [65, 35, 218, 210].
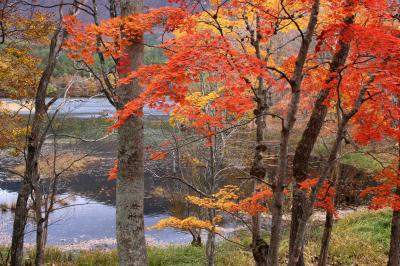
[0, 98, 197, 246]
[0, 172, 192, 245]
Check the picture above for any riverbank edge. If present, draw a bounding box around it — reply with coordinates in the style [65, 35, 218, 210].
[0, 209, 392, 265]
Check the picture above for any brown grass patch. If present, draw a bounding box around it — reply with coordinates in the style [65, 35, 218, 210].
[13, 152, 102, 178]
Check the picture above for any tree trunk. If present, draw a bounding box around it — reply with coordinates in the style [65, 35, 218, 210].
[289, 14, 354, 265]
[11, 97, 44, 266]
[116, 1, 147, 265]
[250, 78, 269, 266]
[251, 198, 268, 266]
[11, 26, 66, 266]
[267, 1, 320, 265]
[318, 141, 342, 266]
[206, 230, 216, 266]
[289, 122, 346, 266]
[388, 149, 400, 266]
[34, 176, 45, 266]
[206, 143, 217, 266]
[246, 15, 270, 266]
[318, 211, 333, 266]
[289, 79, 369, 265]
[10, 180, 31, 266]
[34, 215, 45, 266]
[190, 231, 202, 246]
[388, 188, 400, 266]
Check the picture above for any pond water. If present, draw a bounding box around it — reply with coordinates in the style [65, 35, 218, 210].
[0, 98, 196, 247]
[0, 97, 167, 118]
[0, 185, 192, 246]
[0, 152, 193, 246]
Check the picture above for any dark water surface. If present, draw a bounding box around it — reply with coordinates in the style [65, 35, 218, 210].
[0, 98, 193, 246]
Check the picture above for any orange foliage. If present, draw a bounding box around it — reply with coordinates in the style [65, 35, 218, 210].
[108, 160, 118, 181]
[361, 166, 400, 212]
[149, 151, 169, 161]
[186, 185, 239, 213]
[232, 189, 273, 216]
[148, 216, 218, 233]
[64, 7, 188, 65]
[187, 185, 272, 216]
[65, 0, 400, 216]
[299, 178, 337, 216]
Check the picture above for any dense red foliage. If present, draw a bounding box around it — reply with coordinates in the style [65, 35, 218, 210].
[65, 0, 399, 213]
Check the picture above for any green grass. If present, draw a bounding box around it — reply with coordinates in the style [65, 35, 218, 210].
[13, 245, 251, 266]
[313, 143, 384, 173]
[218, 210, 392, 266]
[148, 246, 206, 266]
[0, 210, 392, 266]
[340, 152, 383, 173]
[51, 117, 112, 140]
[304, 209, 391, 265]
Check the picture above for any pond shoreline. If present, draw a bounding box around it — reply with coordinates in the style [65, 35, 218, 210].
[0, 207, 364, 253]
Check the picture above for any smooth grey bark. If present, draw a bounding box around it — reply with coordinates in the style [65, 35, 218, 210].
[267, 1, 320, 265]
[116, 1, 148, 265]
[289, 15, 354, 266]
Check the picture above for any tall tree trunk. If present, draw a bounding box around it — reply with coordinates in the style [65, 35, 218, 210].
[11, 90, 45, 266]
[318, 105, 344, 266]
[10, 180, 31, 265]
[289, 81, 368, 266]
[388, 207, 400, 266]
[206, 209, 216, 266]
[10, 26, 66, 266]
[289, 14, 354, 265]
[205, 137, 218, 266]
[116, 1, 147, 265]
[318, 211, 333, 266]
[34, 213, 45, 266]
[267, 1, 320, 265]
[250, 78, 269, 266]
[206, 231, 216, 266]
[247, 14, 269, 266]
[318, 160, 341, 266]
[388, 149, 400, 266]
[289, 122, 346, 266]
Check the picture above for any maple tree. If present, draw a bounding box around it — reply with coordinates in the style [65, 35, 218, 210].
[64, 0, 400, 265]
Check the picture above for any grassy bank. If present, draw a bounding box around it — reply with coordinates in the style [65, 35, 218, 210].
[1, 210, 391, 266]
[302, 210, 391, 265]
